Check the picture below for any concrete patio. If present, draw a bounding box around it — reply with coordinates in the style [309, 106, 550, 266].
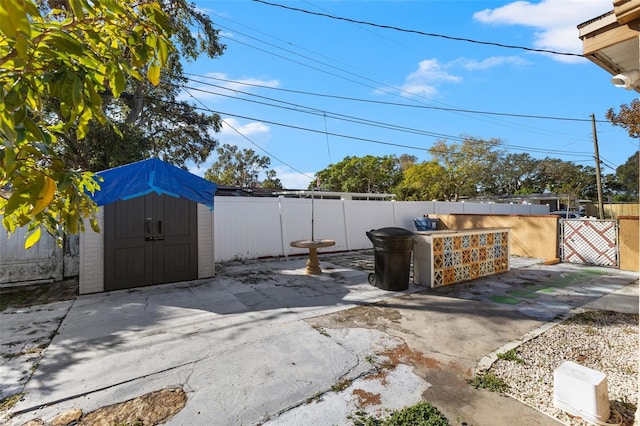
[1, 251, 638, 425]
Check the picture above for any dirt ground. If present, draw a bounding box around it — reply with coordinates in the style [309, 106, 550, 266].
[0, 279, 79, 311]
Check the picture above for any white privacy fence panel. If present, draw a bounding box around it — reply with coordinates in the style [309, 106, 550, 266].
[0, 225, 63, 284]
[343, 200, 396, 250]
[281, 198, 347, 255]
[392, 201, 437, 230]
[213, 197, 283, 262]
[3, 199, 554, 278]
[434, 201, 465, 214]
[212, 197, 551, 262]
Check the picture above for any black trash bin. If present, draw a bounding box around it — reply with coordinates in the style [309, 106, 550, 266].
[366, 227, 414, 291]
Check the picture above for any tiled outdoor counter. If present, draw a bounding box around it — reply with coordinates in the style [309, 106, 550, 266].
[413, 228, 510, 288]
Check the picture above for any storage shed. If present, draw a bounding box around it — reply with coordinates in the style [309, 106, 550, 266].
[79, 158, 217, 294]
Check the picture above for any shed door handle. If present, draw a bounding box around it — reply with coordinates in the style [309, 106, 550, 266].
[158, 220, 162, 234]
[146, 218, 152, 234]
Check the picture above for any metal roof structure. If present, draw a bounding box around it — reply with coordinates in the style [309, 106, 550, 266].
[578, 1, 640, 92]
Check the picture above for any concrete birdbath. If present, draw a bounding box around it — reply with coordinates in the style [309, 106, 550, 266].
[289, 188, 335, 274]
[290, 239, 336, 274]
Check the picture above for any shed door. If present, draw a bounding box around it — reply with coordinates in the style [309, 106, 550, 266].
[105, 193, 198, 291]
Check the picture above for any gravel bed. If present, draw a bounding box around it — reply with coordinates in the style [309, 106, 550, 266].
[489, 310, 638, 426]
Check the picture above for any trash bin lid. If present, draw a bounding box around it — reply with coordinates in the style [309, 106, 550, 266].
[368, 227, 414, 238]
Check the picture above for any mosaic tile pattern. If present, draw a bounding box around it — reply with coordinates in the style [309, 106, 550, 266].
[432, 230, 509, 288]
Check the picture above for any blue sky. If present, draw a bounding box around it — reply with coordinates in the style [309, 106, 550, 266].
[183, 0, 639, 189]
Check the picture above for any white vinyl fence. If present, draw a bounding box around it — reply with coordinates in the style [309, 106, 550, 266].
[213, 197, 549, 262]
[2, 198, 548, 284]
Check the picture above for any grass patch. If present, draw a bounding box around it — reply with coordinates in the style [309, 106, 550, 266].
[0, 393, 23, 413]
[467, 373, 509, 393]
[506, 290, 539, 299]
[488, 295, 521, 305]
[496, 348, 524, 365]
[0, 289, 39, 311]
[349, 402, 449, 425]
[331, 377, 353, 393]
[313, 326, 330, 337]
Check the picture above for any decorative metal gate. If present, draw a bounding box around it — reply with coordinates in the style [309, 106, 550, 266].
[560, 219, 618, 267]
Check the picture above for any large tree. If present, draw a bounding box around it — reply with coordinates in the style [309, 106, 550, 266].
[313, 155, 403, 193]
[606, 99, 640, 139]
[428, 137, 502, 201]
[204, 144, 280, 188]
[393, 160, 446, 201]
[1, 0, 225, 247]
[605, 151, 639, 200]
[49, 1, 225, 172]
[1, 0, 178, 247]
[481, 152, 539, 196]
[531, 158, 597, 204]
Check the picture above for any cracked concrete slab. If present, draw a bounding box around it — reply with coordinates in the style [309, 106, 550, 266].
[2, 253, 637, 426]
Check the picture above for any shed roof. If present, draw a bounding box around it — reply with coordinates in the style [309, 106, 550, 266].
[91, 158, 217, 209]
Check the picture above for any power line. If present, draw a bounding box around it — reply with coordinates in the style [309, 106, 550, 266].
[181, 79, 470, 141]
[186, 73, 607, 123]
[209, 19, 594, 141]
[182, 89, 314, 180]
[251, 0, 584, 59]
[178, 81, 594, 158]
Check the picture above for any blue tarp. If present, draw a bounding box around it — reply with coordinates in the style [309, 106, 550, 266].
[91, 158, 217, 210]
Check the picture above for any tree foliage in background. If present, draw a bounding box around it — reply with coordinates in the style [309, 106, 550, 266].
[313, 155, 403, 193]
[605, 151, 639, 201]
[534, 158, 597, 201]
[604, 100, 639, 201]
[1, 0, 176, 247]
[393, 160, 446, 201]
[48, 0, 225, 171]
[428, 137, 501, 201]
[262, 169, 284, 190]
[204, 144, 280, 188]
[480, 153, 539, 196]
[606, 99, 640, 139]
[311, 142, 634, 203]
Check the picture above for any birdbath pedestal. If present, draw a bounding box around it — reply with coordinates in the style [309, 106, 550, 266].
[290, 239, 336, 274]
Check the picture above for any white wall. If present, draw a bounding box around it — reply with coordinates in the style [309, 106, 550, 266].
[79, 208, 104, 294]
[0, 222, 63, 285]
[4, 197, 552, 287]
[213, 197, 284, 261]
[197, 204, 215, 279]
[213, 197, 549, 262]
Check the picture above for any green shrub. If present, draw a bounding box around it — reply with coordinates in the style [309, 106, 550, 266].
[351, 402, 449, 426]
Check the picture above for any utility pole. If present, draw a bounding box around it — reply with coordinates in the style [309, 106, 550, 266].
[591, 114, 605, 219]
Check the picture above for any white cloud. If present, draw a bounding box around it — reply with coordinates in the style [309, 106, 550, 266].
[393, 59, 461, 97]
[274, 168, 315, 190]
[219, 117, 270, 140]
[455, 56, 530, 71]
[473, 0, 612, 62]
[385, 56, 529, 96]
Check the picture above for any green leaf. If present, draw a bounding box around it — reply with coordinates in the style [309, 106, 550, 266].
[4, 191, 28, 216]
[45, 32, 84, 57]
[31, 176, 55, 215]
[69, 0, 84, 20]
[24, 226, 41, 249]
[2, 145, 16, 172]
[0, 0, 30, 39]
[76, 108, 92, 139]
[112, 66, 126, 96]
[147, 62, 161, 86]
